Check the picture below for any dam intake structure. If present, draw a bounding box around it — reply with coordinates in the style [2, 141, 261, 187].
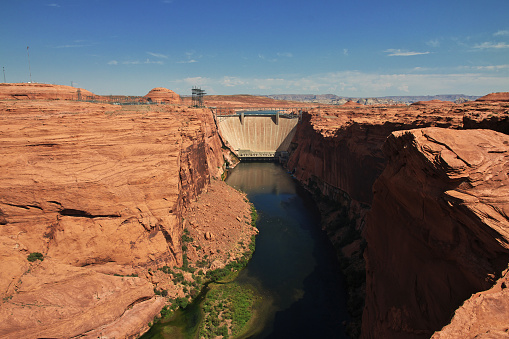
[213, 107, 303, 160]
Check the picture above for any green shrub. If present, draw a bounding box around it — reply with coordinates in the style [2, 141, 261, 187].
[27, 252, 44, 262]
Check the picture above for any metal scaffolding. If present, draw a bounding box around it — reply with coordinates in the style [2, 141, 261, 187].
[192, 86, 206, 108]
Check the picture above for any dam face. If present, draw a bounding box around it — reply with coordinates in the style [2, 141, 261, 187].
[215, 110, 300, 160]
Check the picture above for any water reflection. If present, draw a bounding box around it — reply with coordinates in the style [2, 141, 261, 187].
[226, 162, 296, 196]
[226, 162, 348, 338]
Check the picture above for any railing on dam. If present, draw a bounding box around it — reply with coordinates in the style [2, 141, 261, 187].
[211, 107, 303, 117]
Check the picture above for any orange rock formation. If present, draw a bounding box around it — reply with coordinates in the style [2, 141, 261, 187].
[286, 94, 509, 338]
[0, 89, 255, 338]
[0, 83, 94, 100]
[144, 87, 182, 104]
[363, 127, 509, 338]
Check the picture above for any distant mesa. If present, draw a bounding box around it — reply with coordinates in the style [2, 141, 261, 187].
[476, 92, 509, 102]
[342, 100, 363, 107]
[411, 99, 454, 106]
[144, 87, 182, 104]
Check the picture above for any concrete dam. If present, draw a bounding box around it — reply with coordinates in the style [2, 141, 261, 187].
[214, 108, 301, 160]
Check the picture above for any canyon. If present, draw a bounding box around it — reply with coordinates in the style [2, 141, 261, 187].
[0, 83, 508, 338]
[286, 94, 509, 338]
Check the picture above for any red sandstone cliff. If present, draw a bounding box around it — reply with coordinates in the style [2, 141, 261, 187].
[286, 95, 509, 337]
[362, 128, 509, 338]
[0, 94, 251, 338]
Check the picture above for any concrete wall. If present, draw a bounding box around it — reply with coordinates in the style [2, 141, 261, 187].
[217, 115, 298, 154]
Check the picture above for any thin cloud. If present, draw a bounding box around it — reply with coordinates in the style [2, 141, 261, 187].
[426, 39, 440, 48]
[108, 59, 163, 65]
[177, 51, 199, 63]
[46, 3, 60, 7]
[171, 70, 509, 96]
[147, 52, 168, 58]
[343, 49, 349, 56]
[144, 58, 163, 64]
[385, 49, 430, 56]
[459, 64, 509, 71]
[276, 52, 293, 58]
[55, 44, 89, 48]
[474, 42, 509, 49]
[221, 76, 246, 87]
[258, 54, 277, 62]
[494, 30, 509, 36]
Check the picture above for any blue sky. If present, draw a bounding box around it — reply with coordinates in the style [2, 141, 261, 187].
[1, 0, 508, 96]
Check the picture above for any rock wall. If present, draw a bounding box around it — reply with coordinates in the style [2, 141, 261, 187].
[362, 128, 509, 338]
[0, 99, 230, 338]
[286, 97, 509, 338]
[287, 106, 464, 206]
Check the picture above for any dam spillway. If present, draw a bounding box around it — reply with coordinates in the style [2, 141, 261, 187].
[214, 109, 301, 160]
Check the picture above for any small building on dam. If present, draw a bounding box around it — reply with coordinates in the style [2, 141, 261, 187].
[214, 109, 301, 160]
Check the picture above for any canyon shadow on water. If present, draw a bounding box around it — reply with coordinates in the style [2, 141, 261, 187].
[226, 162, 349, 338]
[143, 162, 349, 338]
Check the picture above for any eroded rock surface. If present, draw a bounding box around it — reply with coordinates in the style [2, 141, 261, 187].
[362, 127, 509, 339]
[0, 83, 94, 100]
[144, 87, 182, 104]
[0, 93, 251, 338]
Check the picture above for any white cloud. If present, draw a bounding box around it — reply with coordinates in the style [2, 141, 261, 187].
[459, 64, 509, 71]
[144, 58, 164, 65]
[474, 42, 509, 49]
[343, 49, 349, 56]
[147, 52, 168, 58]
[494, 30, 509, 36]
[276, 52, 293, 58]
[108, 60, 118, 65]
[221, 76, 245, 87]
[385, 49, 430, 56]
[171, 70, 509, 96]
[177, 59, 197, 64]
[46, 3, 60, 7]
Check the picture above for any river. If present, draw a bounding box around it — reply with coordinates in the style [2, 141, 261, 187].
[143, 162, 349, 338]
[227, 162, 348, 338]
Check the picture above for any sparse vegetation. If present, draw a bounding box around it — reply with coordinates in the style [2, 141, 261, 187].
[27, 252, 44, 262]
[199, 282, 257, 338]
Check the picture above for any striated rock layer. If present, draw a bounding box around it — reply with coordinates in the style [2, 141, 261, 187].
[0, 95, 252, 338]
[144, 87, 182, 104]
[362, 128, 509, 339]
[286, 95, 509, 337]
